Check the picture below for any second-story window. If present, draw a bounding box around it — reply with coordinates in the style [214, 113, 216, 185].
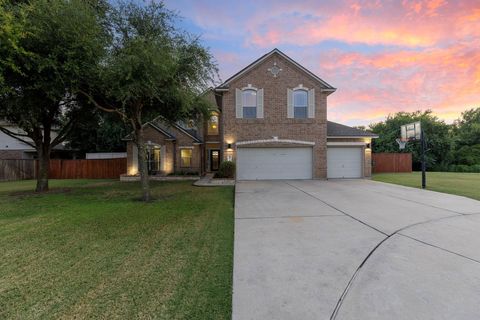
[207, 112, 219, 135]
[288, 85, 314, 119]
[242, 89, 257, 119]
[294, 89, 308, 119]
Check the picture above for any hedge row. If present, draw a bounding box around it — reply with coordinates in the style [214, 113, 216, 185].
[432, 164, 480, 173]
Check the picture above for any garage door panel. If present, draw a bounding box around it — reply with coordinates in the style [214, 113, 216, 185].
[327, 147, 363, 179]
[237, 147, 312, 180]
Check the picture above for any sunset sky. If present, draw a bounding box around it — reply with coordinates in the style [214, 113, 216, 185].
[163, 0, 480, 126]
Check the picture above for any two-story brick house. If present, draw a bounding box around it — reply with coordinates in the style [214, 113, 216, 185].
[125, 49, 377, 179]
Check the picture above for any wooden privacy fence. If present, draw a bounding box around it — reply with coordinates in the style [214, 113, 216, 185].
[49, 159, 126, 179]
[0, 158, 126, 181]
[372, 153, 412, 173]
[0, 159, 37, 181]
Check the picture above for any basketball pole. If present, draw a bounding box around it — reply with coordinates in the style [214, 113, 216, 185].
[420, 128, 426, 189]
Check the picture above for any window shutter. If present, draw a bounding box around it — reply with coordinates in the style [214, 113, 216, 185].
[160, 145, 166, 172]
[236, 88, 243, 118]
[308, 88, 315, 118]
[257, 88, 264, 118]
[287, 88, 293, 118]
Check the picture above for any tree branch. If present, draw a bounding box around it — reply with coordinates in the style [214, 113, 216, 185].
[0, 126, 36, 148]
[78, 89, 128, 120]
[50, 116, 76, 147]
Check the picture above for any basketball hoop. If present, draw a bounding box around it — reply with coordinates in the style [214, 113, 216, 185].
[396, 138, 407, 150]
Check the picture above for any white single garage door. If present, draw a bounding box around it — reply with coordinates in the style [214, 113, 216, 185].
[237, 147, 312, 180]
[327, 147, 363, 179]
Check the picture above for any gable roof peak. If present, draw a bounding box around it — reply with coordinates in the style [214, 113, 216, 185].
[216, 49, 336, 92]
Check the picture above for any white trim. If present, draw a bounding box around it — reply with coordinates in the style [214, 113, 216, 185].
[237, 138, 315, 146]
[327, 142, 366, 146]
[328, 135, 379, 139]
[145, 141, 162, 147]
[293, 84, 308, 91]
[242, 84, 258, 91]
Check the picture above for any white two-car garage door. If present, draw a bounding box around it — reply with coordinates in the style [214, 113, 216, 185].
[237, 147, 313, 180]
[327, 147, 363, 178]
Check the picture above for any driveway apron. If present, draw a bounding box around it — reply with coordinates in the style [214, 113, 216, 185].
[232, 180, 480, 320]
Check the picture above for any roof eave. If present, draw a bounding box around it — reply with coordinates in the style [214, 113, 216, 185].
[216, 48, 336, 90]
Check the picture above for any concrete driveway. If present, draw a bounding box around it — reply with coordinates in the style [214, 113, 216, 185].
[233, 180, 480, 320]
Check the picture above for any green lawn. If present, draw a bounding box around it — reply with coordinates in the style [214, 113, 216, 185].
[373, 172, 480, 201]
[0, 179, 234, 319]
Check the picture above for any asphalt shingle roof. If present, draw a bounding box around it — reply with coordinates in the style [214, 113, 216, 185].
[327, 121, 378, 137]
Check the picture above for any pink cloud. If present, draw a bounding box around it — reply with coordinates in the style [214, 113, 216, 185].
[318, 42, 480, 125]
[245, 0, 478, 48]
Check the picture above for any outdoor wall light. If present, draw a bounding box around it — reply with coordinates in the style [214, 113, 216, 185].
[366, 143, 371, 149]
[227, 143, 232, 150]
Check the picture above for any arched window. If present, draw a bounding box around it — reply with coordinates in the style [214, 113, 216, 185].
[242, 89, 257, 119]
[293, 89, 308, 119]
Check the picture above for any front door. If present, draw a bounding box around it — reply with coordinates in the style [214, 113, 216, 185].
[147, 146, 161, 175]
[210, 149, 220, 171]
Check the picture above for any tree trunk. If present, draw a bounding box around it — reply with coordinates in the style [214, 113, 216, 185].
[136, 127, 151, 201]
[36, 145, 50, 192]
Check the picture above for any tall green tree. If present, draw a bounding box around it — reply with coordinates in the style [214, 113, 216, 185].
[0, 0, 107, 191]
[81, 1, 217, 201]
[452, 108, 480, 165]
[66, 109, 129, 153]
[370, 110, 453, 169]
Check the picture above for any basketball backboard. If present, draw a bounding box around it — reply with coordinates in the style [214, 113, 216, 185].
[400, 121, 421, 141]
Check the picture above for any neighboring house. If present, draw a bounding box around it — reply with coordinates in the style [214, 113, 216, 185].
[125, 48, 378, 179]
[0, 122, 73, 160]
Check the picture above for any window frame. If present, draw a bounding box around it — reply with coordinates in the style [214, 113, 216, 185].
[293, 88, 308, 119]
[180, 148, 193, 168]
[242, 88, 257, 119]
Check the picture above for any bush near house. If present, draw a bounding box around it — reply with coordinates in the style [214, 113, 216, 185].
[215, 161, 236, 179]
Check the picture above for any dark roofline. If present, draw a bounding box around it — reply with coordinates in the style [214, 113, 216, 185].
[327, 121, 379, 138]
[122, 122, 176, 141]
[174, 124, 202, 143]
[216, 48, 336, 91]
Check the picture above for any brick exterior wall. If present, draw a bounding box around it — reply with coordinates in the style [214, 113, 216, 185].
[221, 52, 329, 178]
[126, 124, 202, 175]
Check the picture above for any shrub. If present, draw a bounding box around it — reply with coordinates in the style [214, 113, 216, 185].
[447, 164, 480, 173]
[471, 164, 480, 172]
[214, 161, 235, 178]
